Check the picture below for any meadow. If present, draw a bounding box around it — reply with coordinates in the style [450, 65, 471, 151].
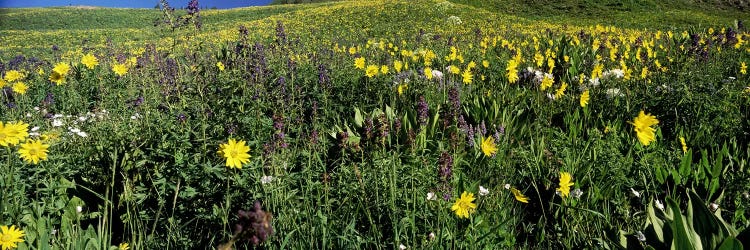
[0, 0, 749, 249]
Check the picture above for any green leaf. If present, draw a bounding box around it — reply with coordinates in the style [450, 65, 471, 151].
[687, 190, 728, 249]
[354, 107, 363, 127]
[667, 198, 701, 250]
[716, 237, 743, 250]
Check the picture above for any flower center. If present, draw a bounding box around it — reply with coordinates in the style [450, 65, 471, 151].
[229, 149, 238, 158]
[1, 234, 11, 242]
[29, 148, 38, 156]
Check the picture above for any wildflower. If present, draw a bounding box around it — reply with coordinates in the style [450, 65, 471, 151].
[394, 60, 403, 73]
[354, 57, 365, 69]
[554, 82, 567, 99]
[348, 47, 356, 55]
[18, 139, 49, 164]
[591, 63, 603, 79]
[3, 70, 24, 82]
[260, 175, 274, 184]
[424, 67, 433, 80]
[480, 136, 497, 157]
[428, 232, 436, 240]
[461, 70, 472, 84]
[427, 192, 437, 201]
[636, 231, 646, 242]
[478, 186, 489, 196]
[52, 62, 70, 76]
[118, 243, 130, 250]
[504, 184, 511, 190]
[219, 139, 251, 169]
[399, 244, 407, 250]
[640, 67, 649, 80]
[630, 110, 659, 146]
[506, 59, 519, 84]
[556, 172, 574, 197]
[741, 62, 747, 75]
[580, 90, 590, 107]
[76, 206, 83, 213]
[511, 188, 529, 203]
[540, 75, 553, 91]
[397, 83, 408, 96]
[112, 63, 129, 76]
[675, 136, 687, 154]
[451, 191, 477, 219]
[0, 79, 5, 88]
[364, 65, 378, 78]
[11, 82, 28, 95]
[81, 54, 99, 69]
[0, 225, 25, 250]
[631, 188, 641, 198]
[49, 72, 65, 85]
[0, 121, 29, 147]
[709, 203, 719, 211]
[449, 65, 460, 75]
[216, 62, 225, 71]
[482, 60, 489, 68]
[431, 70, 443, 80]
[655, 200, 665, 210]
[380, 65, 389, 75]
[570, 188, 583, 198]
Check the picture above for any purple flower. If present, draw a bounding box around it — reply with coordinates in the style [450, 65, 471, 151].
[417, 96, 429, 127]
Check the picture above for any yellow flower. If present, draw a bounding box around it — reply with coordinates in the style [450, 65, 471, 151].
[461, 70, 472, 84]
[112, 63, 129, 76]
[354, 57, 365, 69]
[449, 65, 460, 75]
[0, 121, 29, 147]
[680, 136, 687, 154]
[540, 75, 553, 91]
[424, 67, 433, 80]
[37, 68, 44, 76]
[380, 65, 389, 75]
[450, 191, 477, 219]
[11, 82, 28, 95]
[365, 65, 378, 78]
[591, 63, 603, 79]
[216, 62, 225, 71]
[220, 139, 251, 169]
[511, 188, 529, 203]
[348, 47, 357, 55]
[81, 54, 99, 69]
[580, 90, 590, 107]
[52, 62, 70, 76]
[0, 225, 25, 250]
[397, 83, 407, 96]
[630, 110, 659, 146]
[480, 136, 497, 157]
[49, 72, 65, 85]
[741, 62, 747, 75]
[18, 139, 49, 164]
[3, 70, 24, 82]
[506, 59, 519, 84]
[556, 172, 574, 197]
[482, 60, 489, 68]
[640, 67, 649, 80]
[554, 82, 567, 99]
[393, 60, 403, 73]
[118, 242, 130, 250]
[0, 79, 5, 88]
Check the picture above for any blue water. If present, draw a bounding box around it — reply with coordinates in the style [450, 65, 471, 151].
[0, 0, 274, 9]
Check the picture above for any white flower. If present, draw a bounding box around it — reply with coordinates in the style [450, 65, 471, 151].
[602, 69, 624, 79]
[78, 116, 88, 122]
[428, 232, 436, 240]
[69, 127, 81, 133]
[605, 88, 623, 98]
[130, 113, 141, 120]
[29, 132, 40, 137]
[52, 120, 63, 127]
[710, 203, 719, 211]
[76, 206, 83, 213]
[53, 114, 64, 118]
[76, 131, 88, 137]
[447, 16, 462, 25]
[399, 244, 407, 250]
[34, 106, 40, 111]
[478, 186, 489, 196]
[504, 184, 511, 190]
[426, 192, 437, 201]
[26, 113, 32, 118]
[636, 231, 646, 242]
[588, 77, 601, 86]
[261, 175, 274, 184]
[31, 126, 40, 132]
[571, 188, 583, 199]
[630, 188, 641, 198]
[431, 70, 444, 81]
[655, 200, 665, 210]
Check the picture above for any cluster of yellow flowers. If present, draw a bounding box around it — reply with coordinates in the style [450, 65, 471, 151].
[2, 70, 28, 95]
[0, 121, 50, 164]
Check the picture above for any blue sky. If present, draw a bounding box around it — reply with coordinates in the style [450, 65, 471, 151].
[0, 0, 273, 9]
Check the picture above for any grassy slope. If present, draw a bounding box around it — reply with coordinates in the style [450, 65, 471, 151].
[1, 0, 747, 58]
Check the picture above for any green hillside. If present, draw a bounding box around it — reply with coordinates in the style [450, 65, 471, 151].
[0, 0, 749, 249]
